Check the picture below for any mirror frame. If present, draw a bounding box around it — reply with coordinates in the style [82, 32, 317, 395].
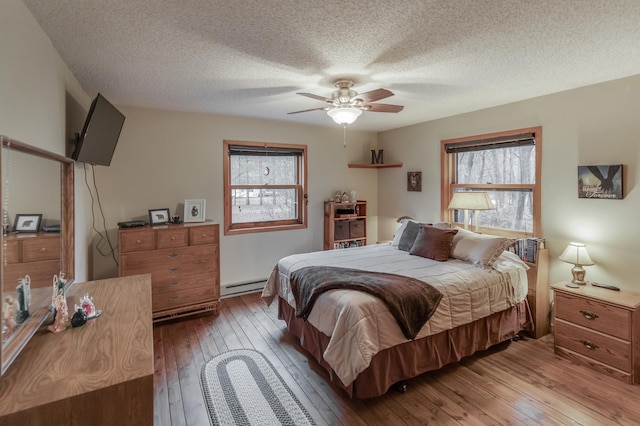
[1, 135, 74, 374]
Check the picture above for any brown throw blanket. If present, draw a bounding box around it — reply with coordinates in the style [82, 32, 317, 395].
[290, 266, 443, 340]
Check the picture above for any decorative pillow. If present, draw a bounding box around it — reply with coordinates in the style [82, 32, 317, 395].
[391, 219, 410, 247]
[398, 220, 422, 251]
[450, 227, 514, 268]
[410, 225, 459, 261]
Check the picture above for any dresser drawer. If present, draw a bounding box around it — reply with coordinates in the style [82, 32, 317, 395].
[189, 225, 218, 246]
[152, 272, 217, 296]
[555, 319, 631, 372]
[555, 291, 631, 340]
[152, 285, 216, 312]
[5, 240, 19, 264]
[121, 245, 217, 278]
[119, 229, 155, 253]
[157, 228, 188, 249]
[4, 260, 60, 289]
[22, 236, 60, 262]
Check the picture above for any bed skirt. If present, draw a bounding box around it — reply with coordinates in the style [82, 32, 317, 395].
[278, 297, 530, 399]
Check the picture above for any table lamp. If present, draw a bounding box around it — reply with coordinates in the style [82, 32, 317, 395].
[559, 242, 594, 285]
[447, 192, 494, 232]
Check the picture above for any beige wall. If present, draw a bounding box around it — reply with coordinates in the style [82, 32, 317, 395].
[378, 75, 640, 291]
[91, 107, 380, 288]
[0, 0, 92, 282]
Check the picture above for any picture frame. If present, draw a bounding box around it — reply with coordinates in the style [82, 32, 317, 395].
[578, 164, 623, 199]
[148, 208, 171, 225]
[407, 171, 422, 192]
[184, 199, 206, 223]
[13, 214, 42, 233]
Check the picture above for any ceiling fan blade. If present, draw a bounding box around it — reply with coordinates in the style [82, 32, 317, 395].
[287, 107, 327, 115]
[296, 92, 331, 102]
[366, 103, 404, 113]
[356, 88, 394, 103]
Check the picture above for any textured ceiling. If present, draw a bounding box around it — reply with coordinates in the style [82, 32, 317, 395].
[23, 0, 640, 132]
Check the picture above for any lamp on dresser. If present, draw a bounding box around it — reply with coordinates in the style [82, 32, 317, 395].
[447, 191, 494, 232]
[559, 242, 594, 286]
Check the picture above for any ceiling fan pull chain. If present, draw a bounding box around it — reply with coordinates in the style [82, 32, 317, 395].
[343, 124, 347, 148]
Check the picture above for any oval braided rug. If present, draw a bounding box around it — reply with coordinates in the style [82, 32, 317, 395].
[201, 349, 316, 425]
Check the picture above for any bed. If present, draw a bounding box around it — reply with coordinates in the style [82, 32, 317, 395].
[262, 224, 534, 398]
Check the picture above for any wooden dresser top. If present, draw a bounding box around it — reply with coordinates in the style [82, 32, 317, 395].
[0, 274, 154, 416]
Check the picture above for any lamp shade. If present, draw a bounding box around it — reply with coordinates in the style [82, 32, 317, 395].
[327, 107, 362, 125]
[447, 192, 494, 210]
[559, 242, 594, 266]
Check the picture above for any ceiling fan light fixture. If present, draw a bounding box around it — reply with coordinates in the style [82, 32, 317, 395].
[327, 107, 362, 125]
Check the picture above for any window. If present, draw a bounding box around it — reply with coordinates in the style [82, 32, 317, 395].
[440, 127, 542, 236]
[223, 140, 307, 235]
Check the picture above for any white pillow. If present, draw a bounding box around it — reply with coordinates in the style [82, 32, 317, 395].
[391, 219, 410, 247]
[450, 227, 514, 269]
[493, 250, 530, 272]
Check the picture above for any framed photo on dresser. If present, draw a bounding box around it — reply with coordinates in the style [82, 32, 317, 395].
[184, 199, 206, 222]
[148, 208, 170, 225]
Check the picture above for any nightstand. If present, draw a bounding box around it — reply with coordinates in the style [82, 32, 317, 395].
[551, 282, 640, 384]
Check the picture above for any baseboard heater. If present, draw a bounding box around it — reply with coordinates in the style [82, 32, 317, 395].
[221, 278, 267, 298]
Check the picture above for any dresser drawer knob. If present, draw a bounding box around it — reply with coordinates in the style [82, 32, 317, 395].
[202, 233, 207, 237]
[136, 239, 142, 244]
[168, 253, 178, 259]
[580, 310, 598, 320]
[169, 296, 179, 301]
[168, 268, 179, 273]
[168, 282, 179, 287]
[171, 236, 176, 240]
[580, 340, 598, 350]
[41, 247, 46, 252]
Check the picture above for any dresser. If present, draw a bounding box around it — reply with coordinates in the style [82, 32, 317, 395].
[118, 222, 220, 322]
[0, 275, 154, 425]
[552, 282, 640, 384]
[3, 233, 60, 289]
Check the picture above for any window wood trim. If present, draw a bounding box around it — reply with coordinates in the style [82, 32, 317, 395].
[440, 126, 542, 237]
[223, 140, 308, 236]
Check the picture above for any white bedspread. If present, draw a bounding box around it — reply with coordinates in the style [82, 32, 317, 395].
[262, 244, 528, 386]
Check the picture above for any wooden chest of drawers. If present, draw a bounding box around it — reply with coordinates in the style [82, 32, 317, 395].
[118, 223, 220, 322]
[4, 233, 60, 289]
[552, 283, 640, 384]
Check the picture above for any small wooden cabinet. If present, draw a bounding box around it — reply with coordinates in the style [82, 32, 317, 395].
[118, 222, 220, 322]
[552, 283, 640, 384]
[3, 233, 61, 289]
[324, 200, 367, 250]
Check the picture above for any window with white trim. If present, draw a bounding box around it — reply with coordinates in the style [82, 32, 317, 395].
[223, 140, 307, 235]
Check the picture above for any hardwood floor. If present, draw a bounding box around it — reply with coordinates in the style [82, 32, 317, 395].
[153, 292, 640, 425]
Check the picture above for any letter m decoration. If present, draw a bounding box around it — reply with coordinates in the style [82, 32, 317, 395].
[370, 149, 384, 165]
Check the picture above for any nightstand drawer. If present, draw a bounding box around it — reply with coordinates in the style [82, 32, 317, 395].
[555, 291, 631, 340]
[555, 319, 631, 372]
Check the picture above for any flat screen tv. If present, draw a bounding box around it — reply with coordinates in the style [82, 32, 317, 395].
[71, 93, 125, 166]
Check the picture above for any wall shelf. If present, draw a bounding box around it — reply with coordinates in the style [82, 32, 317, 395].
[347, 163, 403, 169]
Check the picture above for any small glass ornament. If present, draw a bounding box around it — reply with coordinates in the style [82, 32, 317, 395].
[80, 293, 96, 318]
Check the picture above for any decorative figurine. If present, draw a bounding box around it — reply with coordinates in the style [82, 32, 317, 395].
[48, 292, 70, 333]
[2, 295, 19, 340]
[79, 293, 96, 318]
[70, 307, 88, 327]
[15, 276, 31, 325]
[341, 192, 349, 202]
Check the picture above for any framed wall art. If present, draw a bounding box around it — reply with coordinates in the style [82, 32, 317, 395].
[13, 214, 42, 233]
[148, 208, 170, 225]
[407, 171, 422, 192]
[184, 199, 206, 222]
[578, 164, 623, 199]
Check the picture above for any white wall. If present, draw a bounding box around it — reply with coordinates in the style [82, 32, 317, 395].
[90, 107, 380, 288]
[378, 75, 640, 291]
[0, 0, 92, 282]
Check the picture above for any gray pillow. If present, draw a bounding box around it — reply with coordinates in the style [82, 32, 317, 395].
[398, 221, 421, 251]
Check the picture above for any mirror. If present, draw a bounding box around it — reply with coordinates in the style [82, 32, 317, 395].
[0, 135, 74, 374]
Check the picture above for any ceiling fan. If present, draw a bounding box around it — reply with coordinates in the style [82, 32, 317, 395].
[288, 79, 404, 125]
